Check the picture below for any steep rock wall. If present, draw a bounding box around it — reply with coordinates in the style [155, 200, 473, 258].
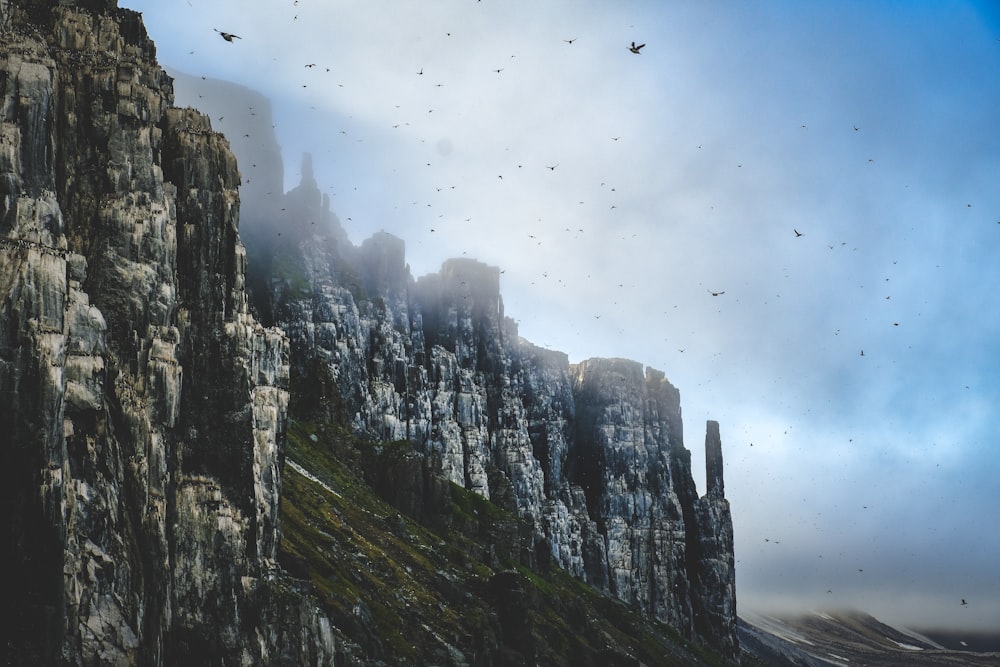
[267, 165, 739, 656]
[0, 0, 740, 660]
[0, 2, 339, 664]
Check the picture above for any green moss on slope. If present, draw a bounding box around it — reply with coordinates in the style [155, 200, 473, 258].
[278, 419, 731, 666]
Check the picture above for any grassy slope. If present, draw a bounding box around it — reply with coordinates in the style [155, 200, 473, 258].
[278, 419, 731, 666]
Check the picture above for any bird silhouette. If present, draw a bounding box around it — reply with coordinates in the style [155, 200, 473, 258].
[961, 599, 968, 606]
[629, 41, 645, 54]
[564, 38, 576, 44]
[214, 29, 241, 42]
[794, 228, 804, 237]
[707, 289, 725, 297]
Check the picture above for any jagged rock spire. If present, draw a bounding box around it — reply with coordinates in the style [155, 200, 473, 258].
[705, 419, 725, 498]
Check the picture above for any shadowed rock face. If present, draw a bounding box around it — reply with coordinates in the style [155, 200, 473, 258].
[694, 421, 738, 656]
[0, 2, 338, 664]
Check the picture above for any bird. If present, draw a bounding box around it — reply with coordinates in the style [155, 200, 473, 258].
[214, 29, 241, 42]
[793, 228, 804, 237]
[564, 38, 576, 44]
[629, 41, 645, 54]
[707, 289, 725, 297]
[545, 164, 558, 171]
[961, 599, 968, 606]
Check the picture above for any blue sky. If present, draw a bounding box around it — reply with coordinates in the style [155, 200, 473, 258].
[125, 0, 1000, 631]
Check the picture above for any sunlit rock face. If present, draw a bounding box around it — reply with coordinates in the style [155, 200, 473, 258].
[0, 2, 336, 663]
[268, 166, 739, 655]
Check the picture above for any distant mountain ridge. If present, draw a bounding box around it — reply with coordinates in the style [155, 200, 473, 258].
[739, 610, 1000, 666]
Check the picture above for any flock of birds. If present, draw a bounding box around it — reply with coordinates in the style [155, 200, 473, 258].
[190, 4, 993, 619]
[217, 27, 648, 55]
[202, 7, 973, 398]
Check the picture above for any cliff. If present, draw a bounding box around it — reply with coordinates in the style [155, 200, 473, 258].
[262, 154, 739, 656]
[0, 1, 339, 663]
[1, 1, 737, 664]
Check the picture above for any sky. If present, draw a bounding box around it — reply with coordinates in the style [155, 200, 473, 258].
[123, 0, 1000, 632]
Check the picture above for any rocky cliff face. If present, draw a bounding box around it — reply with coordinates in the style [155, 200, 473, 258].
[263, 159, 740, 655]
[0, 2, 339, 664]
[1, 1, 738, 663]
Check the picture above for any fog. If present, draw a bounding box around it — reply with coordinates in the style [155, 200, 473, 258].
[127, 0, 1000, 631]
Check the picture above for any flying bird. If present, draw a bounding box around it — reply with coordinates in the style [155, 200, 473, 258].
[214, 29, 241, 42]
[961, 599, 968, 606]
[564, 38, 576, 44]
[707, 289, 725, 297]
[793, 228, 804, 237]
[629, 41, 645, 54]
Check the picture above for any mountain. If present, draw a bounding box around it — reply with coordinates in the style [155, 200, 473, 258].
[245, 147, 739, 649]
[170, 68, 738, 658]
[1, 1, 736, 664]
[739, 610, 1000, 666]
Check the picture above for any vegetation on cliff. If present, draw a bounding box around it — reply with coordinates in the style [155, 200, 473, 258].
[280, 418, 731, 666]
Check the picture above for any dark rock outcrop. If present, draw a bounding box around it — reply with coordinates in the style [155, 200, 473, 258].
[0, 1, 339, 663]
[693, 420, 738, 656]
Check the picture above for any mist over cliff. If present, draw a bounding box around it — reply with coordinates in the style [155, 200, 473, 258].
[174, 68, 740, 658]
[1, 2, 737, 664]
